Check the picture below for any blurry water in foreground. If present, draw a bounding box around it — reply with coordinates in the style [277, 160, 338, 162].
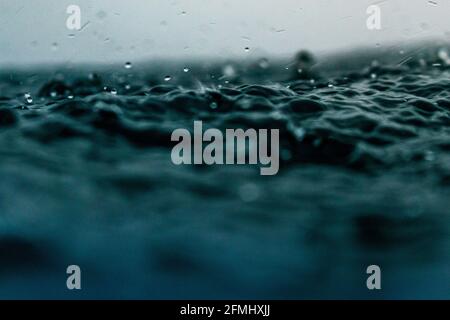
[0, 44, 449, 299]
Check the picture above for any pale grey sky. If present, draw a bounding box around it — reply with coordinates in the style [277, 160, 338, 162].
[0, 0, 449, 65]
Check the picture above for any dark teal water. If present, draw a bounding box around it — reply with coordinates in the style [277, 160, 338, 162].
[0, 46, 449, 299]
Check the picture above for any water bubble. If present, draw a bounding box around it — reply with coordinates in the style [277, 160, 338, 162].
[50, 91, 57, 98]
[124, 61, 133, 69]
[371, 73, 377, 79]
[209, 102, 218, 109]
[297, 68, 303, 74]
[125, 84, 131, 90]
[183, 67, 190, 73]
[164, 75, 172, 82]
[24, 93, 33, 104]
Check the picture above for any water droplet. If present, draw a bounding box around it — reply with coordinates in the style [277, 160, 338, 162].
[125, 84, 131, 90]
[110, 88, 117, 95]
[297, 68, 303, 74]
[328, 83, 334, 88]
[438, 48, 450, 65]
[371, 73, 377, 79]
[96, 10, 107, 19]
[272, 111, 283, 120]
[428, 1, 438, 6]
[244, 47, 250, 52]
[294, 127, 306, 140]
[50, 91, 57, 98]
[183, 67, 189, 73]
[51, 42, 59, 51]
[258, 58, 269, 69]
[124, 61, 132, 69]
[223, 65, 236, 78]
[24, 93, 33, 104]
[164, 75, 172, 82]
[209, 102, 218, 109]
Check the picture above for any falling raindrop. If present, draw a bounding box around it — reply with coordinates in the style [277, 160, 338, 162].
[294, 127, 306, 140]
[438, 48, 450, 65]
[183, 67, 190, 73]
[244, 47, 250, 52]
[223, 65, 236, 78]
[110, 88, 117, 95]
[24, 93, 33, 104]
[124, 62, 133, 69]
[96, 10, 107, 19]
[258, 58, 269, 69]
[164, 75, 172, 82]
